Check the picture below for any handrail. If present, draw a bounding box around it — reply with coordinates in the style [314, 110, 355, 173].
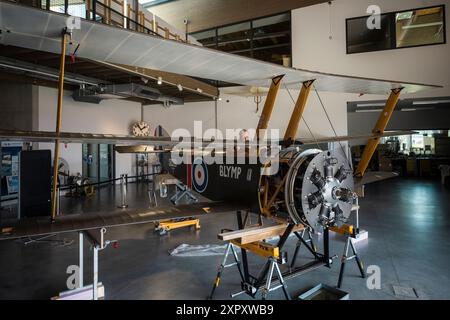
[6, 0, 163, 38]
[58, 172, 158, 191]
[0, 173, 159, 203]
[93, 0, 161, 37]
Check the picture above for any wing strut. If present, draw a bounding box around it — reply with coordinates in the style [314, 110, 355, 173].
[51, 28, 69, 222]
[283, 80, 315, 145]
[354, 88, 403, 177]
[256, 75, 284, 136]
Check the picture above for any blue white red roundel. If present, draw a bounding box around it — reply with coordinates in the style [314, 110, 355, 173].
[192, 158, 208, 193]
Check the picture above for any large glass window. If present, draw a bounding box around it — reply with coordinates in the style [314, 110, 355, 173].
[191, 12, 292, 66]
[346, 5, 445, 54]
[396, 7, 445, 48]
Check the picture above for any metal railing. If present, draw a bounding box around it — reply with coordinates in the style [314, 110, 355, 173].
[7, 0, 161, 38]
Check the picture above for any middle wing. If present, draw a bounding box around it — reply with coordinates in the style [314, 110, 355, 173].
[0, 129, 416, 150]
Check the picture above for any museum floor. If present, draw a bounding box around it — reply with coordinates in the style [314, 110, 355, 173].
[0, 178, 449, 300]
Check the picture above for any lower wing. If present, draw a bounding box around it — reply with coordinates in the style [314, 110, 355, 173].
[0, 202, 243, 240]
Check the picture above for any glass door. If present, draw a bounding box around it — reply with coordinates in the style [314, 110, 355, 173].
[82, 144, 114, 184]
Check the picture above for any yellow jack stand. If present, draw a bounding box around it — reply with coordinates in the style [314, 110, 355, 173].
[155, 217, 200, 235]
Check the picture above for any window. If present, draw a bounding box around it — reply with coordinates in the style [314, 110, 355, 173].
[140, 0, 175, 8]
[346, 5, 445, 54]
[191, 12, 292, 66]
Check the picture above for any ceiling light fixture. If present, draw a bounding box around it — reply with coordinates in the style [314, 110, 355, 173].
[400, 108, 417, 112]
[412, 99, 450, 105]
[157, 76, 162, 85]
[355, 102, 386, 107]
[354, 109, 383, 113]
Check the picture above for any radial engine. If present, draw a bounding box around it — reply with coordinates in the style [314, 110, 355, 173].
[259, 149, 355, 229]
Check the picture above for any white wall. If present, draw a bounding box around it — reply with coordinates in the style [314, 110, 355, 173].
[38, 86, 142, 177]
[291, 0, 450, 99]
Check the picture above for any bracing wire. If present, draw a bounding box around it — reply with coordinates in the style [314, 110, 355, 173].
[313, 84, 353, 170]
[283, 83, 321, 150]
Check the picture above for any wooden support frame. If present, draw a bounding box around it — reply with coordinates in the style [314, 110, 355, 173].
[218, 223, 305, 245]
[264, 173, 288, 213]
[283, 80, 315, 144]
[354, 88, 403, 177]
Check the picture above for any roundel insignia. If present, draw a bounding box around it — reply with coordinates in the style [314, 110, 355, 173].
[192, 157, 208, 193]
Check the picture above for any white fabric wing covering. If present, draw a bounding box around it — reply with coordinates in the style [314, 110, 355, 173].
[0, 2, 441, 94]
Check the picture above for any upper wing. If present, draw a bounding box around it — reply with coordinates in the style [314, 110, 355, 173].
[0, 2, 441, 95]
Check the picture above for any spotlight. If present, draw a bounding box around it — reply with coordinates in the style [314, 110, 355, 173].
[177, 84, 183, 92]
[196, 88, 203, 93]
[157, 76, 162, 85]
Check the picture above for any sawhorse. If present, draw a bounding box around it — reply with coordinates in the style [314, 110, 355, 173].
[330, 224, 366, 288]
[210, 211, 334, 300]
[208, 240, 291, 300]
[170, 181, 198, 205]
[290, 227, 318, 268]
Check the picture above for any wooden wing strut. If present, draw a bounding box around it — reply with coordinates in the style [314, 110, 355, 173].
[354, 88, 403, 177]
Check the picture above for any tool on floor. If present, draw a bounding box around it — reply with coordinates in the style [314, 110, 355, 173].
[155, 217, 200, 235]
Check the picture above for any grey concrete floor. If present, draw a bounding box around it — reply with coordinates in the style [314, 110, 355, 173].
[0, 177, 449, 300]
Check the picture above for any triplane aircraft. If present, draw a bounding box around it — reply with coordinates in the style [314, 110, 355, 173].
[0, 1, 441, 299]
